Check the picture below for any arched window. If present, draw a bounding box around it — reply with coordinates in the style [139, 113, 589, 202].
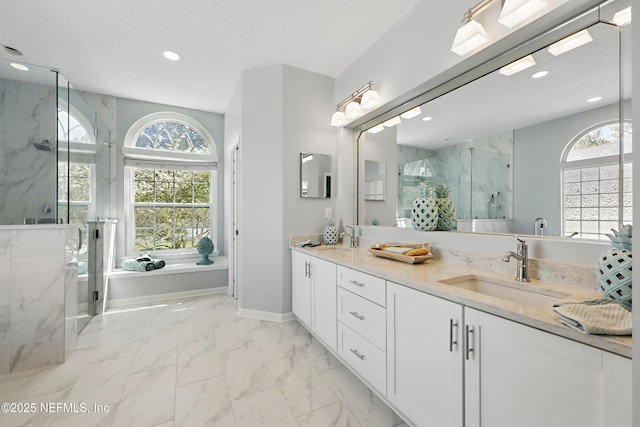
[57, 103, 96, 253]
[561, 121, 632, 239]
[123, 112, 218, 255]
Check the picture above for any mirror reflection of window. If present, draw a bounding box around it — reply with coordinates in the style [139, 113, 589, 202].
[561, 122, 633, 240]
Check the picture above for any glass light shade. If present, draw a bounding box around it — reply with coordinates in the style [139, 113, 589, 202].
[451, 20, 489, 56]
[498, 0, 548, 28]
[345, 101, 363, 119]
[162, 50, 181, 61]
[499, 55, 536, 76]
[383, 116, 401, 127]
[547, 29, 593, 56]
[613, 7, 631, 26]
[367, 124, 385, 134]
[401, 106, 422, 119]
[360, 90, 381, 109]
[330, 111, 346, 127]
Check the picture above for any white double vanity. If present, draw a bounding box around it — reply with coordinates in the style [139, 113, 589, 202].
[291, 245, 631, 427]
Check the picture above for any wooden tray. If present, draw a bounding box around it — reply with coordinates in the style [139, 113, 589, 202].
[367, 243, 433, 264]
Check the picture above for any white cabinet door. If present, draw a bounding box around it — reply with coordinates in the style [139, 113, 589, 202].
[311, 257, 337, 351]
[291, 251, 311, 328]
[603, 351, 632, 427]
[464, 308, 605, 427]
[386, 282, 464, 427]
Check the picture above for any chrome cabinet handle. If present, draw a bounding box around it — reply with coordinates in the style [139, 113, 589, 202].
[350, 348, 366, 360]
[305, 261, 311, 278]
[349, 311, 365, 321]
[466, 325, 475, 360]
[348, 280, 365, 287]
[449, 319, 458, 352]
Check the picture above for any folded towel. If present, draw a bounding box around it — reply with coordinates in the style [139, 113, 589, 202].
[383, 247, 414, 255]
[137, 253, 165, 269]
[122, 258, 156, 272]
[552, 299, 632, 335]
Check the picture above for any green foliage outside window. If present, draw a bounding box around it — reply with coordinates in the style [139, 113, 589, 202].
[133, 168, 211, 251]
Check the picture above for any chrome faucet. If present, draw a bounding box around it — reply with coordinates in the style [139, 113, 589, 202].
[502, 235, 530, 282]
[343, 225, 359, 248]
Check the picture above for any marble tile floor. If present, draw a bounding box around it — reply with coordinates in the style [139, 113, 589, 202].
[0, 293, 408, 427]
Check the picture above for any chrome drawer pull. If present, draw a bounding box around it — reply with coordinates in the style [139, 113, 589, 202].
[349, 311, 365, 321]
[350, 348, 366, 360]
[449, 319, 458, 352]
[466, 325, 474, 360]
[348, 280, 365, 287]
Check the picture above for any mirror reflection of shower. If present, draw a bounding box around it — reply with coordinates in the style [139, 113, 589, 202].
[488, 191, 500, 219]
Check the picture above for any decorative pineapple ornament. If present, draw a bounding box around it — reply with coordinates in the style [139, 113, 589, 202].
[411, 183, 438, 231]
[323, 219, 339, 245]
[435, 184, 455, 231]
[597, 225, 632, 309]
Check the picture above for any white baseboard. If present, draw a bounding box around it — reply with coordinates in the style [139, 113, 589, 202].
[106, 286, 228, 309]
[237, 307, 296, 323]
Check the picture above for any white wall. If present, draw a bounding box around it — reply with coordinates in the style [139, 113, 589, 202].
[237, 65, 337, 316]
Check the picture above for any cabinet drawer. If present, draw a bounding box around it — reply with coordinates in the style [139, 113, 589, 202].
[337, 288, 386, 350]
[337, 322, 386, 394]
[337, 266, 386, 306]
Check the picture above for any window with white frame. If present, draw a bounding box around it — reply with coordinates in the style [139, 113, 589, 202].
[57, 104, 96, 253]
[561, 121, 632, 240]
[123, 112, 218, 256]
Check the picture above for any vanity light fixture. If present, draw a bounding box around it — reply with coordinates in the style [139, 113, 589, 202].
[531, 70, 549, 79]
[498, 0, 549, 28]
[162, 50, 181, 61]
[499, 55, 536, 76]
[360, 89, 381, 110]
[345, 101, 363, 120]
[451, 19, 490, 56]
[10, 62, 29, 71]
[330, 111, 347, 127]
[587, 96, 602, 103]
[383, 116, 402, 127]
[330, 81, 379, 127]
[612, 7, 631, 26]
[452, 0, 554, 56]
[401, 106, 422, 119]
[547, 29, 593, 56]
[367, 124, 385, 134]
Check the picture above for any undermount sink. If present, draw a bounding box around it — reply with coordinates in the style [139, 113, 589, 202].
[439, 274, 568, 307]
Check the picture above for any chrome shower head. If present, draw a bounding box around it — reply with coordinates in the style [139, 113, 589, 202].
[32, 139, 52, 151]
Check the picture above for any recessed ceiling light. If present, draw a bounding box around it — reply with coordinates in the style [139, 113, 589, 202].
[532, 70, 549, 79]
[422, 116, 433, 121]
[3, 45, 23, 56]
[587, 96, 602, 103]
[162, 50, 181, 61]
[10, 63, 29, 71]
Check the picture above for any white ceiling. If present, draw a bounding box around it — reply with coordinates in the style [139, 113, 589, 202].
[0, 0, 420, 114]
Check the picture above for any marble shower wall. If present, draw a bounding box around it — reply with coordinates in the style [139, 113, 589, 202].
[0, 78, 57, 225]
[0, 225, 79, 375]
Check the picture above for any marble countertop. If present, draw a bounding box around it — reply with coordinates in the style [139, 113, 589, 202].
[292, 244, 632, 359]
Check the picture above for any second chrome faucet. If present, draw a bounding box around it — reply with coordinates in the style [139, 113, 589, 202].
[502, 235, 530, 282]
